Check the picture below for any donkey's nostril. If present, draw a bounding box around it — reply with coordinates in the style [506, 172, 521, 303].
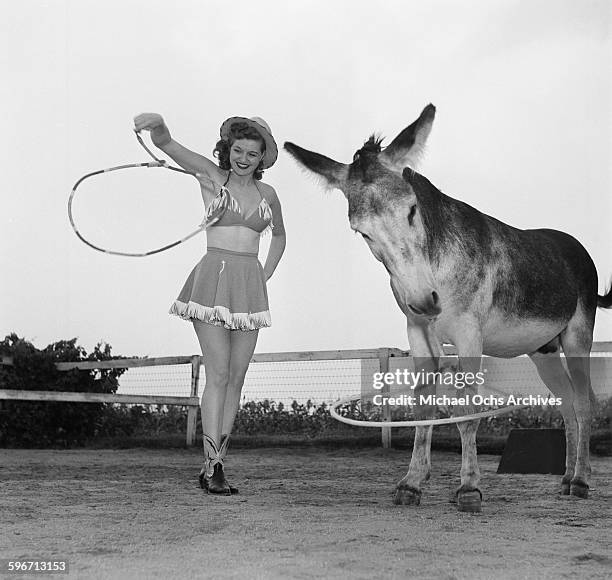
[431, 291, 440, 306]
[407, 304, 423, 316]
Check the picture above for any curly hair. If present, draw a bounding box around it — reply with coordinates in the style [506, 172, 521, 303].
[213, 121, 266, 180]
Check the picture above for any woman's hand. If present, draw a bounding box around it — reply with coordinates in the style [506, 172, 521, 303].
[133, 113, 165, 132]
[133, 113, 171, 147]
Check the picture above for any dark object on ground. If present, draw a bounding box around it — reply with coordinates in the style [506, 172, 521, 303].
[497, 428, 565, 474]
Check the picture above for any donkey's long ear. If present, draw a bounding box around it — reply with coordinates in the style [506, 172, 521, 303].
[379, 104, 436, 172]
[284, 142, 349, 191]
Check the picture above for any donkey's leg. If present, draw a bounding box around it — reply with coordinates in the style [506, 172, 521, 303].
[395, 425, 433, 505]
[529, 346, 578, 495]
[453, 349, 483, 513]
[564, 356, 592, 497]
[455, 419, 481, 512]
[560, 316, 594, 498]
[394, 323, 440, 506]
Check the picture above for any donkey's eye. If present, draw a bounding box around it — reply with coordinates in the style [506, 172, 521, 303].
[408, 205, 417, 225]
[361, 232, 372, 242]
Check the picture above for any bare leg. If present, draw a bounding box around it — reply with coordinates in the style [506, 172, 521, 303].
[221, 329, 259, 436]
[193, 321, 231, 446]
[192, 321, 234, 493]
[193, 324, 259, 494]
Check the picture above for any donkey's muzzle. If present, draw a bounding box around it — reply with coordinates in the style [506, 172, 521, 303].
[407, 291, 441, 319]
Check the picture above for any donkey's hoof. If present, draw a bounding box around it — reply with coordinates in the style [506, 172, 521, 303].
[394, 485, 421, 506]
[559, 482, 571, 496]
[457, 489, 482, 513]
[570, 481, 589, 499]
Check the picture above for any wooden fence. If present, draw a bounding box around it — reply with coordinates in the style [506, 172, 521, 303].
[1, 343, 610, 447]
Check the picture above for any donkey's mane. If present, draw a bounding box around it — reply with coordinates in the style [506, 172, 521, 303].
[360, 134, 384, 155]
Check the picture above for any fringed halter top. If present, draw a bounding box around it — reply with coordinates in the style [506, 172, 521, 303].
[202, 173, 274, 235]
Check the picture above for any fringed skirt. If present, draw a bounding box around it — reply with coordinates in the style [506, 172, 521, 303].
[169, 247, 271, 331]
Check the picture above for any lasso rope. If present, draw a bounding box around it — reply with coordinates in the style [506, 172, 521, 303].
[68, 131, 205, 257]
[330, 394, 527, 427]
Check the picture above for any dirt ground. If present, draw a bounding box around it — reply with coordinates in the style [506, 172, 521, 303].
[0, 447, 610, 580]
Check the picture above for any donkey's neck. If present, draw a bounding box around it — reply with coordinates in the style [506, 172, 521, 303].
[406, 169, 496, 265]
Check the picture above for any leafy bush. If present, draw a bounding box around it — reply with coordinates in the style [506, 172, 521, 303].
[232, 399, 340, 437]
[0, 334, 127, 447]
[93, 404, 187, 438]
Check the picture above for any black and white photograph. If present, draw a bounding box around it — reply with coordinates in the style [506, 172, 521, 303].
[1, 1, 611, 578]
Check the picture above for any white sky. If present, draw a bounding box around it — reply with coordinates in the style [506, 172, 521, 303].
[1, 0, 611, 358]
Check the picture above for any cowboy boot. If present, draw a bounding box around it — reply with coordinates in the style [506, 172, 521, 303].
[219, 434, 239, 495]
[198, 434, 231, 495]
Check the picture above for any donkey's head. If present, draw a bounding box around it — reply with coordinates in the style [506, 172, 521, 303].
[284, 104, 441, 319]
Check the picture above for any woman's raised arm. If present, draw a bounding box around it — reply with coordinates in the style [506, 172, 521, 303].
[133, 113, 222, 179]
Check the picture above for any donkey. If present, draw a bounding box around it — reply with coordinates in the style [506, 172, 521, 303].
[285, 104, 611, 512]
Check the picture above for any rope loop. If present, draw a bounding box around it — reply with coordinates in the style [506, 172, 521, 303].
[330, 395, 526, 427]
[68, 131, 205, 257]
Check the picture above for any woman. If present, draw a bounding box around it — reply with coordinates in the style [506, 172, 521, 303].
[134, 112, 286, 495]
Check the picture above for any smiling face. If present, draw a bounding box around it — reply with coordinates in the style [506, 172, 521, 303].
[229, 138, 265, 176]
[284, 104, 442, 319]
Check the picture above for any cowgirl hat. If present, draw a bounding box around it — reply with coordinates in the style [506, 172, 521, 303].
[220, 116, 278, 169]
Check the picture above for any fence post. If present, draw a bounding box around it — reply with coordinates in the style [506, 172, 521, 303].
[0, 357, 11, 412]
[379, 347, 392, 448]
[186, 355, 201, 447]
